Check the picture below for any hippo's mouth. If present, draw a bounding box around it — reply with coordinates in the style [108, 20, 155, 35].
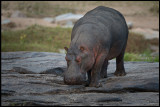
[64, 72, 88, 85]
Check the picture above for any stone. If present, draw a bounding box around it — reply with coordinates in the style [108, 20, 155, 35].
[1, 19, 16, 29]
[130, 28, 159, 40]
[1, 52, 159, 106]
[151, 51, 159, 57]
[63, 20, 74, 28]
[59, 49, 66, 54]
[150, 45, 159, 52]
[127, 21, 133, 29]
[53, 13, 83, 28]
[1, 19, 11, 25]
[43, 17, 54, 23]
[11, 11, 26, 18]
[55, 13, 83, 22]
[1, 52, 66, 74]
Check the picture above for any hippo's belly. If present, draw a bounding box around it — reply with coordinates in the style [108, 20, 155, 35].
[106, 40, 125, 60]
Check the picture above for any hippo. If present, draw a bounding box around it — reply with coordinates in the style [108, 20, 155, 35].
[64, 6, 128, 87]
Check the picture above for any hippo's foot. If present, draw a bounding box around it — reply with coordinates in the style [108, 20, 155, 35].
[83, 80, 90, 87]
[100, 72, 107, 78]
[114, 70, 126, 76]
[89, 82, 102, 88]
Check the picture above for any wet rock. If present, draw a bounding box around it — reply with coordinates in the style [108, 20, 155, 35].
[12, 67, 35, 74]
[1, 52, 66, 74]
[40, 67, 66, 76]
[1, 52, 159, 106]
[97, 97, 122, 102]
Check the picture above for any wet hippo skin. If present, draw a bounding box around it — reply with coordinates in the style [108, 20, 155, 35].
[64, 6, 128, 87]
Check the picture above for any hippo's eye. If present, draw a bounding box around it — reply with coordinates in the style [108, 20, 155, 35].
[80, 46, 85, 52]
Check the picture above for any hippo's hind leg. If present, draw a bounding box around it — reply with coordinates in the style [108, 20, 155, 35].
[114, 47, 126, 76]
[100, 59, 108, 78]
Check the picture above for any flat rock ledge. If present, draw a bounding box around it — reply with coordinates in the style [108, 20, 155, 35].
[1, 52, 159, 106]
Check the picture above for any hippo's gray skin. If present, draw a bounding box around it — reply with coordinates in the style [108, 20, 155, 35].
[64, 6, 128, 87]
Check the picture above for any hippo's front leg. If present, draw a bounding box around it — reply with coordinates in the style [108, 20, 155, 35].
[89, 53, 107, 87]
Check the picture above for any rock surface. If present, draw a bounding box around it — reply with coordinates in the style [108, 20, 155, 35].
[130, 28, 159, 40]
[1, 52, 159, 106]
[11, 11, 26, 18]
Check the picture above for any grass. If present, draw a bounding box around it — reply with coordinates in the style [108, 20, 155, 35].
[1, 25, 72, 52]
[1, 1, 75, 18]
[149, 1, 159, 15]
[124, 52, 159, 62]
[1, 25, 159, 62]
[2, 1, 158, 17]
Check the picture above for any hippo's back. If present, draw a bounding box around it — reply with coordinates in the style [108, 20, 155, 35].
[71, 6, 128, 42]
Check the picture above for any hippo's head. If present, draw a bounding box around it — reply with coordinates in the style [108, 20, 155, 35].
[64, 45, 95, 85]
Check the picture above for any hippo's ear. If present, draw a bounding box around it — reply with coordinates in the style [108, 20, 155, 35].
[64, 47, 68, 52]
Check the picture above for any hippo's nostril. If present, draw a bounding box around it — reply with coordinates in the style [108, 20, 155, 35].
[75, 56, 81, 63]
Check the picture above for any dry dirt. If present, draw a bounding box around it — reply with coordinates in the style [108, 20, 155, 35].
[1, 16, 57, 30]
[1, 1, 159, 30]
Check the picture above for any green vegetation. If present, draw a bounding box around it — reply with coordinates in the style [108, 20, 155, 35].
[1, 1, 75, 18]
[1, 25, 159, 62]
[124, 52, 159, 62]
[2, 1, 158, 18]
[149, 1, 159, 15]
[1, 25, 71, 52]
